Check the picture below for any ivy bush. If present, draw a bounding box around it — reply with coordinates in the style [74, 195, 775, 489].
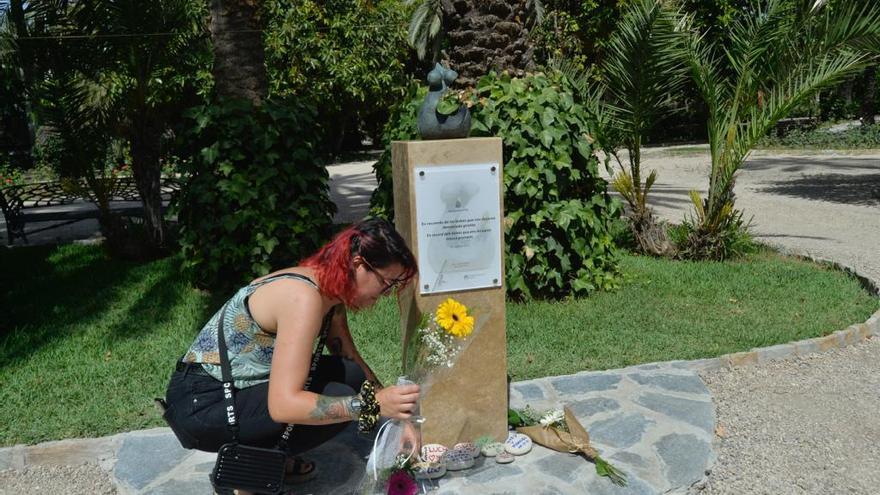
[371, 72, 624, 300]
[175, 98, 336, 290]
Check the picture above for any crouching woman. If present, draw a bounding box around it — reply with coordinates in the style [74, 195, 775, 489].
[162, 218, 420, 491]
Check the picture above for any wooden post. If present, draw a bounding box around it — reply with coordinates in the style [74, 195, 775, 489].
[392, 137, 508, 446]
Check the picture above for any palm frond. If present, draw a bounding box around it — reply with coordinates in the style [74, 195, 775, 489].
[686, 0, 880, 247]
[601, 0, 689, 140]
[407, 0, 442, 60]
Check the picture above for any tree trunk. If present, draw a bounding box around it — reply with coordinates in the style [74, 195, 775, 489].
[209, 0, 268, 104]
[859, 66, 876, 126]
[444, 0, 535, 87]
[130, 121, 166, 249]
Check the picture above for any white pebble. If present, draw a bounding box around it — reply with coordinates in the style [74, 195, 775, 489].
[454, 442, 480, 459]
[420, 444, 447, 464]
[413, 461, 446, 480]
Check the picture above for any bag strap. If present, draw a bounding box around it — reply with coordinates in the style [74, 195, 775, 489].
[216, 302, 241, 440]
[216, 300, 334, 448]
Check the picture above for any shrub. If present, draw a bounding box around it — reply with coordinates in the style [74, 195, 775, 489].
[175, 98, 336, 290]
[371, 72, 624, 300]
[670, 210, 758, 261]
[758, 124, 880, 149]
[262, 0, 412, 153]
[368, 82, 424, 220]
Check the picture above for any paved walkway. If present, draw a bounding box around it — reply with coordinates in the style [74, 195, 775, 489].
[0, 160, 377, 246]
[2, 149, 878, 494]
[0, 364, 715, 494]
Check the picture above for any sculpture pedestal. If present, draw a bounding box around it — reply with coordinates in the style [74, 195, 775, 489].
[392, 137, 508, 446]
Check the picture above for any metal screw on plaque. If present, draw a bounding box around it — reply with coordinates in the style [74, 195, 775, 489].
[490, 166, 496, 173]
[424, 284, 429, 290]
[419, 171, 425, 177]
[493, 278, 499, 284]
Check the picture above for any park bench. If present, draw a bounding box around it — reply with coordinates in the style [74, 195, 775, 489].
[0, 177, 179, 245]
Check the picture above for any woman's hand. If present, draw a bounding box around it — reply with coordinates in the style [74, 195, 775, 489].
[375, 384, 420, 420]
[400, 420, 421, 456]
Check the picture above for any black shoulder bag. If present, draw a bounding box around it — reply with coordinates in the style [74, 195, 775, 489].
[210, 304, 329, 495]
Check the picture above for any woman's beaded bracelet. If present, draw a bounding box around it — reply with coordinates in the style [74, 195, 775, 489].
[357, 380, 380, 433]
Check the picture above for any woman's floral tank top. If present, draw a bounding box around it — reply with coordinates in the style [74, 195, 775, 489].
[182, 273, 333, 389]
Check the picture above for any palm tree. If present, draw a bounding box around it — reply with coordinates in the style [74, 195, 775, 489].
[209, 0, 268, 104]
[681, 0, 880, 259]
[76, 0, 206, 249]
[407, 0, 540, 86]
[7, 0, 206, 251]
[561, 0, 687, 256]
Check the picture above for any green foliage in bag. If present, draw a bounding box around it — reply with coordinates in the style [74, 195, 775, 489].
[175, 98, 336, 289]
[371, 73, 623, 300]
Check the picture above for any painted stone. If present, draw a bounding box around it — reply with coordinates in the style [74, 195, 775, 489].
[495, 451, 515, 464]
[454, 442, 480, 459]
[444, 447, 476, 470]
[505, 433, 533, 455]
[421, 444, 448, 464]
[413, 461, 447, 480]
[480, 442, 506, 457]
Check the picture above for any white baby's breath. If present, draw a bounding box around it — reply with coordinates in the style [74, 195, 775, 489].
[539, 409, 565, 427]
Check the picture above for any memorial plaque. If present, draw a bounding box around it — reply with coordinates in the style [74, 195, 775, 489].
[414, 164, 502, 294]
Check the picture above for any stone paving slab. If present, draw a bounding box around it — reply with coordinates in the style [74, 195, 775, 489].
[104, 363, 714, 494]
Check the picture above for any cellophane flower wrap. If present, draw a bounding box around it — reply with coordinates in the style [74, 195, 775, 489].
[359, 298, 483, 494]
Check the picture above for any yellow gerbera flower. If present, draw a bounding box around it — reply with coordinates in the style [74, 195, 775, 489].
[435, 298, 474, 339]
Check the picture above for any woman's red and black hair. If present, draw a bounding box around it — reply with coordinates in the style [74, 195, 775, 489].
[301, 218, 417, 306]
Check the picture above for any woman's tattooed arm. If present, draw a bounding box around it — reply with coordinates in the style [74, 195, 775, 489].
[308, 394, 355, 422]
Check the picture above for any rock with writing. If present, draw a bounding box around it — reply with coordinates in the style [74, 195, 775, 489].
[505, 432, 533, 455]
[421, 444, 448, 464]
[444, 447, 476, 470]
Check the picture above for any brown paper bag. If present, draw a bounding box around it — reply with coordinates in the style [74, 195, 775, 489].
[516, 407, 626, 486]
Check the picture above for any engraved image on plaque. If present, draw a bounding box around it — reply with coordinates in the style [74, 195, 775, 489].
[415, 164, 502, 294]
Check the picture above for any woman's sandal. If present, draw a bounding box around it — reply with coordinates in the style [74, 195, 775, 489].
[284, 456, 318, 484]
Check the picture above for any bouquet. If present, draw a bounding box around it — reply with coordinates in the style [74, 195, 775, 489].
[360, 298, 481, 494]
[509, 406, 627, 486]
[403, 297, 478, 386]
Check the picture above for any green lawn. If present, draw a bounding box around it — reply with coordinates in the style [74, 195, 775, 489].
[1, 244, 876, 446]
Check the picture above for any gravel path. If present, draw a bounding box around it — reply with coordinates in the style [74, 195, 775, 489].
[0, 464, 117, 494]
[634, 148, 880, 283]
[696, 336, 880, 494]
[635, 148, 879, 494]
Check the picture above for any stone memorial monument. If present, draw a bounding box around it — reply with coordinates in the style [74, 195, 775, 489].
[392, 137, 508, 446]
